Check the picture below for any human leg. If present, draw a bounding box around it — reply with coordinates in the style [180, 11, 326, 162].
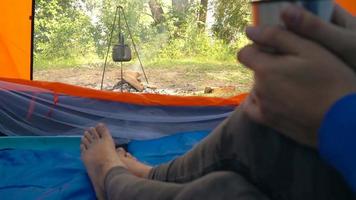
[147, 108, 354, 199]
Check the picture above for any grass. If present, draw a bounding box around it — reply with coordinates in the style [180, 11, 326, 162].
[146, 58, 252, 84]
[34, 54, 103, 70]
[146, 57, 237, 69]
[33, 56, 253, 97]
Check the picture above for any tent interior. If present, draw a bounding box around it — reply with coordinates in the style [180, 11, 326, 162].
[0, 0, 355, 199]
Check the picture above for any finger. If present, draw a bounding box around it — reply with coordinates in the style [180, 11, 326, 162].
[281, 4, 356, 59]
[245, 26, 308, 54]
[332, 5, 356, 30]
[238, 44, 279, 72]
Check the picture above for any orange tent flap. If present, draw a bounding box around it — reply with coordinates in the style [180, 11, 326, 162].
[336, 0, 356, 15]
[0, 78, 248, 107]
[0, 0, 32, 80]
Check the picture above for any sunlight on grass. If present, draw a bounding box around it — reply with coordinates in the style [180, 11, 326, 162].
[34, 55, 103, 70]
[146, 58, 236, 69]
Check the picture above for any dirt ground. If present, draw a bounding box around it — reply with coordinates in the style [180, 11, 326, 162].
[34, 64, 253, 97]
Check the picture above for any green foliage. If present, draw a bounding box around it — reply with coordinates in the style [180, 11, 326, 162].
[212, 0, 251, 44]
[34, 0, 97, 67]
[145, 3, 240, 62]
[34, 0, 251, 70]
[91, 0, 151, 57]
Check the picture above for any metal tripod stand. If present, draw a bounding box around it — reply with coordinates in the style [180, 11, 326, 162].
[100, 5, 149, 91]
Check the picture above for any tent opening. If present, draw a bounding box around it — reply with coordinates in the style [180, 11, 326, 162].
[32, 0, 254, 97]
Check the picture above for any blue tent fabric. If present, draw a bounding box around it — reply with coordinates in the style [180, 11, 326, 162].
[0, 149, 95, 200]
[128, 130, 210, 166]
[0, 79, 236, 199]
[0, 130, 210, 199]
[0, 80, 234, 143]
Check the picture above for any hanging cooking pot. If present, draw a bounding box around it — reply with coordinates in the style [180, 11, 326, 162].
[112, 32, 132, 62]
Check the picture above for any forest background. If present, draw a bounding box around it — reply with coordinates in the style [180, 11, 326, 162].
[34, 0, 253, 96]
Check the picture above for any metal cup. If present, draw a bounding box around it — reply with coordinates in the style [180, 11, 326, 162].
[251, 0, 334, 26]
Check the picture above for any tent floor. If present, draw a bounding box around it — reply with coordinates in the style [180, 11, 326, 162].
[0, 136, 80, 152]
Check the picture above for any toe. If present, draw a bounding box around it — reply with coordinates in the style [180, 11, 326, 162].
[82, 135, 91, 148]
[84, 131, 92, 143]
[88, 127, 100, 140]
[126, 152, 137, 160]
[116, 147, 126, 158]
[80, 144, 87, 153]
[96, 123, 111, 139]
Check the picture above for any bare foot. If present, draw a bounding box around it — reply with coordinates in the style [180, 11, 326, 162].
[116, 148, 152, 178]
[81, 123, 127, 200]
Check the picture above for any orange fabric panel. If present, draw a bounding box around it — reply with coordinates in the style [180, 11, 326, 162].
[0, 0, 32, 80]
[336, 0, 356, 15]
[0, 78, 247, 107]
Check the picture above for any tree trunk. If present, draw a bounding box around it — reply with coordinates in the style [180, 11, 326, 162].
[148, 0, 165, 24]
[198, 0, 208, 29]
[172, 0, 190, 13]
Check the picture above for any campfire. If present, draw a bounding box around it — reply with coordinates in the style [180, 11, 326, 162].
[111, 70, 158, 93]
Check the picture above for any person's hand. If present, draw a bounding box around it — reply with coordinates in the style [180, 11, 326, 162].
[238, 25, 356, 148]
[281, 4, 356, 71]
